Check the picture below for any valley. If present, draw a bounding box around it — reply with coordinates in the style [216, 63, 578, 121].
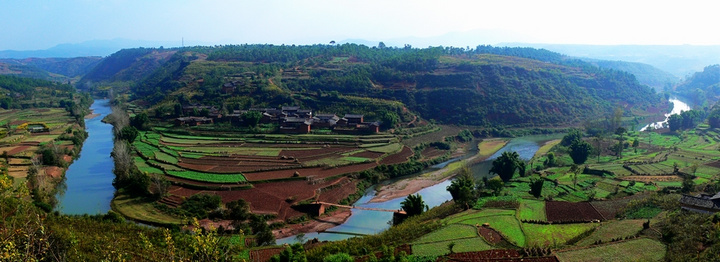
[2, 43, 720, 262]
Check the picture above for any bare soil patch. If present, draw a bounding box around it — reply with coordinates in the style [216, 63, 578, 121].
[273, 209, 352, 239]
[43, 166, 63, 179]
[243, 162, 377, 181]
[478, 226, 505, 245]
[379, 146, 413, 165]
[546, 201, 604, 222]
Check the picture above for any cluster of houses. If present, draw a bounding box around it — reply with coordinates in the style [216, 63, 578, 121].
[174, 105, 380, 134]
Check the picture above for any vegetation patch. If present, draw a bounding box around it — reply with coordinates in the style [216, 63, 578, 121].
[556, 238, 665, 262]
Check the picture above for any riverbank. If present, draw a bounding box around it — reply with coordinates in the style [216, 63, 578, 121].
[273, 209, 353, 239]
[369, 139, 508, 203]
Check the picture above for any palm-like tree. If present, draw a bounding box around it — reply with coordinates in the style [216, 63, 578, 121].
[400, 194, 427, 216]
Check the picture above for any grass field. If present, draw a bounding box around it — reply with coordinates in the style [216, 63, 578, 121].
[111, 192, 185, 226]
[412, 224, 478, 244]
[556, 238, 665, 262]
[522, 223, 597, 247]
[518, 200, 546, 221]
[412, 237, 493, 257]
[575, 219, 645, 247]
[458, 214, 526, 247]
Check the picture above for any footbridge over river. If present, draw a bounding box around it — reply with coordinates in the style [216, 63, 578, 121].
[312, 201, 407, 215]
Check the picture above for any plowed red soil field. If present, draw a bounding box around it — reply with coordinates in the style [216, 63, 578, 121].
[350, 151, 385, 159]
[545, 201, 604, 222]
[243, 162, 377, 181]
[478, 226, 504, 245]
[380, 146, 413, 165]
[169, 177, 352, 221]
[421, 147, 446, 160]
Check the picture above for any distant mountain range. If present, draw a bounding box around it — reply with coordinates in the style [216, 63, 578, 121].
[0, 39, 184, 59]
[500, 43, 720, 79]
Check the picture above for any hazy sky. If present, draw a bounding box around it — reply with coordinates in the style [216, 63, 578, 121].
[2, 0, 719, 50]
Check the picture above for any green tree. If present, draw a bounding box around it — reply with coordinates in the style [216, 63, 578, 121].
[561, 128, 583, 146]
[681, 175, 695, 193]
[271, 243, 307, 262]
[529, 177, 544, 198]
[251, 215, 276, 246]
[543, 152, 556, 167]
[446, 166, 476, 209]
[379, 111, 400, 130]
[400, 194, 427, 217]
[668, 114, 683, 132]
[569, 140, 593, 164]
[489, 151, 525, 182]
[486, 179, 504, 196]
[322, 253, 352, 262]
[118, 126, 139, 143]
[130, 112, 150, 131]
[241, 111, 262, 127]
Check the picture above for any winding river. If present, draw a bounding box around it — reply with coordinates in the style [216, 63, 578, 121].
[641, 98, 691, 131]
[277, 134, 560, 244]
[55, 99, 115, 215]
[56, 97, 684, 242]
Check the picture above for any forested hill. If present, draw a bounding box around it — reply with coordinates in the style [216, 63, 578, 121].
[0, 57, 102, 82]
[675, 64, 720, 107]
[0, 75, 91, 111]
[582, 59, 678, 91]
[84, 44, 668, 127]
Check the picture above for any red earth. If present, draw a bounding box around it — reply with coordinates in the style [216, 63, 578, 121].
[43, 166, 63, 179]
[545, 201, 604, 223]
[478, 226, 505, 245]
[379, 146, 413, 165]
[168, 176, 359, 221]
[243, 162, 378, 181]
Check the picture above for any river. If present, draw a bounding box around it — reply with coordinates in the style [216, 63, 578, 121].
[276, 134, 560, 244]
[55, 99, 116, 215]
[640, 97, 691, 131]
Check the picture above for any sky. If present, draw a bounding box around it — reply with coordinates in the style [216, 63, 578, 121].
[2, 0, 720, 51]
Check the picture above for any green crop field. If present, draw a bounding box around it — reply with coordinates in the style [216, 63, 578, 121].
[412, 237, 493, 257]
[365, 143, 403, 153]
[166, 170, 247, 183]
[556, 238, 665, 262]
[518, 200, 546, 221]
[575, 219, 645, 247]
[522, 223, 597, 247]
[412, 224, 478, 244]
[459, 214, 525, 247]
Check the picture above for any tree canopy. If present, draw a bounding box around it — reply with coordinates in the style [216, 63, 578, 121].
[489, 151, 525, 182]
[446, 167, 476, 209]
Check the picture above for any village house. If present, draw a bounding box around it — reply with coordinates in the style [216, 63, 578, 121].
[174, 116, 214, 126]
[279, 117, 312, 134]
[312, 114, 340, 128]
[679, 192, 720, 213]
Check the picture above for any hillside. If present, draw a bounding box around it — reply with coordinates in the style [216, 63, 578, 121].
[85, 44, 669, 127]
[502, 43, 720, 78]
[0, 57, 102, 81]
[674, 64, 720, 107]
[78, 48, 176, 89]
[582, 59, 678, 91]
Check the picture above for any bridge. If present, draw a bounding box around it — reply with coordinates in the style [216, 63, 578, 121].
[313, 201, 407, 215]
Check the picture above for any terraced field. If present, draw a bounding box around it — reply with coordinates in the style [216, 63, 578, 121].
[133, 129, 413, 221]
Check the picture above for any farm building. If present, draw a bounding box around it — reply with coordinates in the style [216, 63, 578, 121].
[279, 117, 312, 134]
[312, 114, 339, 127]
[174, 116, 213, 126]
[27, 123, 49, 133]
[679, 192, 720, 213]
